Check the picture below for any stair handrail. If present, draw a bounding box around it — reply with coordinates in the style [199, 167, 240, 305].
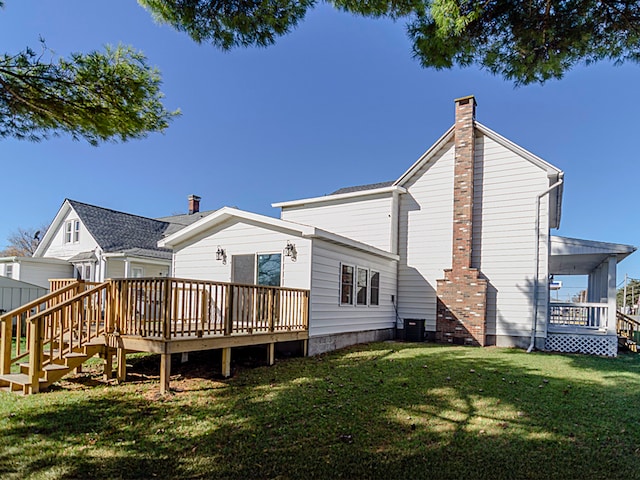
[0, 281, 89, 377]
[616, 310, 640, 340]
[22, 281, 111, 393]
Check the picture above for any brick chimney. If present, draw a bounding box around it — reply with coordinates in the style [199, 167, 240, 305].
[188, 194, 201, 215]
[436, 96, 488, 346]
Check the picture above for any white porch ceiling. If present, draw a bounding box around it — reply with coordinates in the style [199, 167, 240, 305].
[549, 236, 636, 275]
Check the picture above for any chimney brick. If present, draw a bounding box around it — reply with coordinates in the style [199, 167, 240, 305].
[188, 195, 201, 215]
[436, 96, 488, 346]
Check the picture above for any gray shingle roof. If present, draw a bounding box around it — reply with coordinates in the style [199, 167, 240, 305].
[330, 181, 395, 195]
[67, 200, 176, 258]
[156, 210, 216, 237]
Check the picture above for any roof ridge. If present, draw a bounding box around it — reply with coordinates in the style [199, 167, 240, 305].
[67, 199, 169, 226]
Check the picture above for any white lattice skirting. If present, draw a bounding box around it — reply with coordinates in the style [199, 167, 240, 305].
[545, 334, 617, 357]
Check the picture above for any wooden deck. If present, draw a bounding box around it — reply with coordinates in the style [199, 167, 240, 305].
[0, 278, 309, 394]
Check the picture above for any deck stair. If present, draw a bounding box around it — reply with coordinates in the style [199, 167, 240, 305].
[616, 310, 639, 353]
[0, 280, 110, 394]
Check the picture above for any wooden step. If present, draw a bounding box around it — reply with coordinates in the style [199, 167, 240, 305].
[0, 373, 33, 394]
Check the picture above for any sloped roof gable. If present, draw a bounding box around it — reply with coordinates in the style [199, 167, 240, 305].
[67, 200, 172, 254]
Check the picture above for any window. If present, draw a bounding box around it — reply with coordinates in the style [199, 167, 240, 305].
[84, 265, 91, 281]
[132, 267, 144, 278]
[357, 268, 368, 305]
[339, 265, 381, 307]
[65, 220, 80, 243]
[370, 271, 380, 306]
[65, 221, 72, 243]
[340, 264, 354, 305]
[257, 253, 282, 286]
[4, 265, 13, 278]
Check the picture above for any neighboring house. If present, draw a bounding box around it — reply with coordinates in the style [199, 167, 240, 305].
[159, 96, 635, 356]
[0, 195, 213, 289]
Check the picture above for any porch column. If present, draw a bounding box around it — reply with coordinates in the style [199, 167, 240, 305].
[124, 258, 131, 278]
[607, 255, 617, 335]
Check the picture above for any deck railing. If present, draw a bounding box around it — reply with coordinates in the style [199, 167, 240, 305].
[549, 302, 608, 329]
[49, 278, 100, 293]
[0, 277, 309, 392]
[111, 278, 309, 339]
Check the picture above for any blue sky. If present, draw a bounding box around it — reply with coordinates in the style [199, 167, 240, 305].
[1, 1, 639, 297]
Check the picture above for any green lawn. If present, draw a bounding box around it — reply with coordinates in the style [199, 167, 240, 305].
[1, 343, 639, 479]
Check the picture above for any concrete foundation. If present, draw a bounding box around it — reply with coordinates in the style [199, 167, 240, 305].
[308, 328, 395, 356]
[485, 334, 545, 350]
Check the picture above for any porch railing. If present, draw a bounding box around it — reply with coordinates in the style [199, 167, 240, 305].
[549, 302, 608, 329]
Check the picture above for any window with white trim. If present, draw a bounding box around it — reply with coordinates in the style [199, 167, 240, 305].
[340, 264, 354, 305]
[356, 268, 368, 306]
[370, 271, 380, 306]
[4, 265, 13, 278]
[339, 264, 381, 307]
[65, 221, 72, 243]
[132, 267, 144, 278]
[65, 220, 80, 244]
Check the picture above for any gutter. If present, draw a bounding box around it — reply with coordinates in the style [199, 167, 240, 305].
[527, 174, 564, 353]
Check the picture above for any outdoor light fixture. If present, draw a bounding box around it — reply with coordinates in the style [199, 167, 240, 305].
[284, 241, 297, 262]
[216, 246, 227, 264]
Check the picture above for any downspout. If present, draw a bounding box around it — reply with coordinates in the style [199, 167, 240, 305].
[527, 175, 564, 353]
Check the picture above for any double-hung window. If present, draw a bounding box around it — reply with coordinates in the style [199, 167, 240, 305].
[65, 220, 80, 243]
[370, 271, 380, 306]
[340, 264, 354, 305]
[356, 268, 368, 305]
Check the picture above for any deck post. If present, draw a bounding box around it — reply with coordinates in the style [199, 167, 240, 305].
[221, 347, 231, 377]
[267, 343, 275, 366]
[163, 278, 172, 341]
[28, 317, 44, 394]
[225, 286, 234, 336]
[116, 347, 127, 382]
[302, 339, 308, 357]
[0, 316, 12, 375]
[102, 349, 113, 380]
[160, 353, 171, 394]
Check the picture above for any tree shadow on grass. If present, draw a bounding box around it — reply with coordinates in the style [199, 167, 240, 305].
[1, 343, 640, 479]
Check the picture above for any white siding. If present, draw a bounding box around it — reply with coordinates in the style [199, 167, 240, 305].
[172, 219, 311, 289]
[397, 135, 551, 339]
[281, 194, 394, 251]
[309, 239, 397, 337]
[18, 262, 74, 289]
[131, 261, 170, 278]
[471, 133, 550, 338]
[40, 207, 99, 260]
[397, 141, 455, 331]
[106, 259, 125, 279]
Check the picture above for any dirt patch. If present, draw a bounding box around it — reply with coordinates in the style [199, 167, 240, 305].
[51, 345, 279, 394]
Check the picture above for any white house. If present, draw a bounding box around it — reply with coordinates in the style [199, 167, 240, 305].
[0, 195, 214, 289]
[160, 96, 635, 356]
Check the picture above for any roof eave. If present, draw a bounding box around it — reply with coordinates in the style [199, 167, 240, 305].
[271, 185, 407, 209]
[394, 126, 456, 187]
[159, 207, 316, 249]
[304, 228, 399, 261]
